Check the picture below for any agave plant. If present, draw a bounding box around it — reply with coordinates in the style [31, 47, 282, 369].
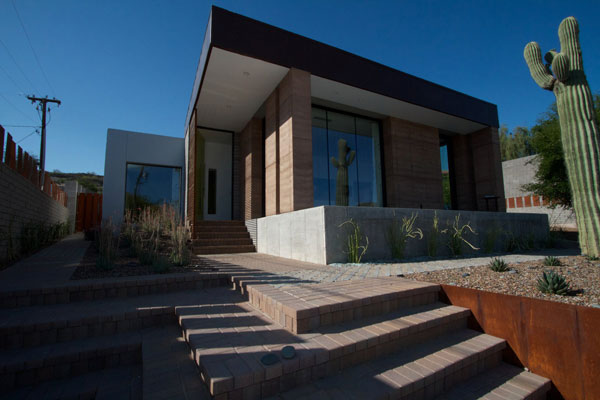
[489, 258, 509, 272]
[543, 256, 562, 266]
[537, 270, 571, 295]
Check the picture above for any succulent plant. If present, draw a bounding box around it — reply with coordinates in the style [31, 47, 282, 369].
[524, 17, 600, 258]
[330, 138, 355, 206]
[489, 258, 509, 272]
[537, 270, 571, 295]
[543, 256, 562, 266]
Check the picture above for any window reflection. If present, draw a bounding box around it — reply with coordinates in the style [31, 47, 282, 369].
[311, 107, 383, 207]
[125, 164, 181, 212]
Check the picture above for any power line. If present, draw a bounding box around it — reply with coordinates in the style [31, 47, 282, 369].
[11, 0, 56, 96]
[0, 38, 39, 94]
[26, 96, 61, 187]
[16, 129, 40, 144]
[0, 93, 36, 123]
[0, 124, 40, 128]
[0, 63, 27, 94]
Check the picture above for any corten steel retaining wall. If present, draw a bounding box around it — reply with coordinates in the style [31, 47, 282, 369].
[0, 125, 69, 263]
[256, 205, 549, 264]
[441, 285, 600, 400]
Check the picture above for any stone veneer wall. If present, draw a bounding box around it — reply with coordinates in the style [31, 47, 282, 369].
[257, 206, 549, 264]
[264, 68, 313, 216]
[382, 117, 443, 209]
[0, 163, 69, 262]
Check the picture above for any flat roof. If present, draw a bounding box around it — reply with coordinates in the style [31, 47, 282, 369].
[186, 6, 499, 131]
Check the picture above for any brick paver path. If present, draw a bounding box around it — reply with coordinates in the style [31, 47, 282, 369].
[0, 233, 89, 291]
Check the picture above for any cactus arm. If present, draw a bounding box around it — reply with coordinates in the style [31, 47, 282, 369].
[544, 49, 558, 64]
[552, 53, 570, 83]
[558, 17, 582, 70]
[330, 157, 340, 168]
[347, 150, 356, 166]
[524, 42, 555, 90]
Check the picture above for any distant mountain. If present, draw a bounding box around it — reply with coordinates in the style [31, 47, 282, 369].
[50, 171, 103, 193]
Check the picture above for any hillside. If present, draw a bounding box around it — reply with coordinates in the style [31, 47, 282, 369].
[50, 171, 104, 193]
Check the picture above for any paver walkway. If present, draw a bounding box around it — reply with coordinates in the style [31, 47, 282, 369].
[0, 233, 89, 291]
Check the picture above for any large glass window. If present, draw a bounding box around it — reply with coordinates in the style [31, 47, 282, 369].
[125, 164, 181, 212]
[312, 107, 383, 207]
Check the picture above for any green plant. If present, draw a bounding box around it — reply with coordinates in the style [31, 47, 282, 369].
[152, 255, 172, 274]
[427, 211, 442, 257]
[537, 270, 571, 295]
[96, 220, 119, 270]
[170, 225, 190, 266]
[386, 213, 423, 260]
[543, 256, 562, 266]
[489, 258, 510, 272]
[446, 214, 479, 256]
[483, 225, 502, 254]
[524, 17, 600, 258]
[330, 139, 355, 206]
[339, 219, 368, 263]
[586, 255, 599, 261]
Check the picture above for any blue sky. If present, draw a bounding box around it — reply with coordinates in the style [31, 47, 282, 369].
[1, 0, 598, 175]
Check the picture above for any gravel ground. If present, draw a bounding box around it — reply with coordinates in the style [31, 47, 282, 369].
[410, 255, 600, 308]
[71, 245, 217, 280]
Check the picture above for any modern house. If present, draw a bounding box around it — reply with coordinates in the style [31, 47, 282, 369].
[104, 6, 548, 264]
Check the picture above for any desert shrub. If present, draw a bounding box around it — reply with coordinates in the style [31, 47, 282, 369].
[427, 211, 443, 258]
[386, 213, 423, 260]
[488, 257, 509, 272]
[339, 219, 368, 263]
[19, 221, 70, 256]
[96, 220, 119, 270]
[483, 225, 502, 254]
[537, 270, 570, 295]
[447, 214, 479, 256]
[543, 255, 562, 266]
[152, 255, 172, 274]
[170, 225, 191, 266]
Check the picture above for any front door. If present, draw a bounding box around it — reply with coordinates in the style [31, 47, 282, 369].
[199, 129, 232, 220]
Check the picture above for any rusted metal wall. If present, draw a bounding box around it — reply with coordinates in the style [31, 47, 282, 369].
[440, 285, 600, 400]
[75, 193, 102, 232]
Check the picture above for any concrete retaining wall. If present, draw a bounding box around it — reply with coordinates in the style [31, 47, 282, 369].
[257, 206, 549, 264]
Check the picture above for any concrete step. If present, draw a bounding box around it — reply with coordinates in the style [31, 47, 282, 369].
[0, 272, 229, 309]
[247, 277, 440, 333]
[434, 362, 551, 400]
[0, 332, 141, 391]
[194, 244, 256, 255]
[195, 231, 251, 239]
[195, 225, 250, 233]
[1, 364, 142, 400]
[193, 238, 254, 246]
[0, 290, 224, 350]
[176, 295, 470, 399]
[195, 220, 246, 227]
[267, 329, 507, 400]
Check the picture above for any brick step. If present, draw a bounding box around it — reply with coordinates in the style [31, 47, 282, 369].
[1, 364, 142, 400]
[194, 245, 256, 255]
[0, 290, 221, 350]
[266, 329, 507, 400]
[0, 332, 141, 391]
[0, 272, 229, 309]
[193, 238, 254, 246]
[195, 231, 251, 239]
[177, 297, 470, 399]
[194, 225, 250, 233]
[434, 362, 551, 400]
[195, 220, 246, 227]
[246, 277, 440, 333]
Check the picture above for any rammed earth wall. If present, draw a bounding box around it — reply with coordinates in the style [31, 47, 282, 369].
[0, 163, 69, 263]
[256, 205, 549, 264]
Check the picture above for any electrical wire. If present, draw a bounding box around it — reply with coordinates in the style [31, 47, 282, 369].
[0, 93, 36, 123]
[16, 128, 39, 144]
[0, 38, 39, 95]
[11, 0, 56, 96]
[0, 124, 39, 128]
[0, 64, 27, 94]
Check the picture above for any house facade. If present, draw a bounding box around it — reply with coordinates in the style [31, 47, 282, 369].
[184, 6, 505, 230]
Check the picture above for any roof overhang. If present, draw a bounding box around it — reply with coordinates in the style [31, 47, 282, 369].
[186, 6, 499, 134]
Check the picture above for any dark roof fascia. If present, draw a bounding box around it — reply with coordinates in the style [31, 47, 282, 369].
[186, 6, 499, 130]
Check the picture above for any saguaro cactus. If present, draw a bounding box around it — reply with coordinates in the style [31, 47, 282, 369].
[330, 138, 355, 206]
[524, 17, 600, 257]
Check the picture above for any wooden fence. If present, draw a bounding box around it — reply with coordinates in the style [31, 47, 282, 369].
[75, 193, 102, 232]
[0, 124, 67, 207]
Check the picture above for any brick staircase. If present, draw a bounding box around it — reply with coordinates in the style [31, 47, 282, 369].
[0, 264, 551, 399]
[193, 220, 255, 255]
[178, 276, 551, 400]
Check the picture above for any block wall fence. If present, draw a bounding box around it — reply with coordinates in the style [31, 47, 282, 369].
[0, 125, 69, 263]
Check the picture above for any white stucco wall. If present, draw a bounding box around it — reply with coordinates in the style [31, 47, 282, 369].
[102, 129, 185, 224]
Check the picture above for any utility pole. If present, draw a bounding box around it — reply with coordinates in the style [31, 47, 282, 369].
[27, 96, 61, 188]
